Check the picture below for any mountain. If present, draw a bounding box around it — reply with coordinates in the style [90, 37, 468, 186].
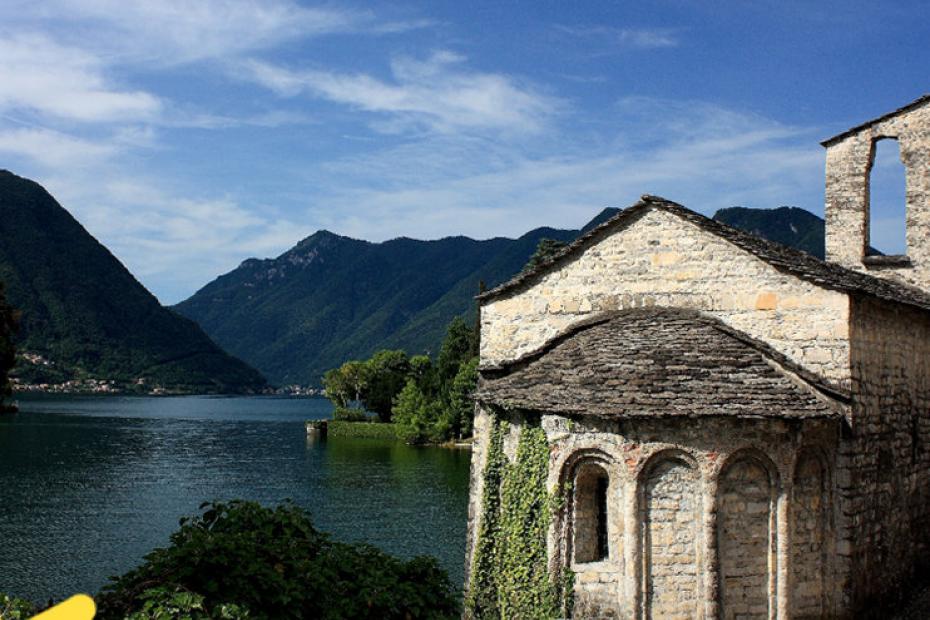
[0, 170, 266, 393]
[174, 227, 578, 386]
[713, 206, 825, 259]
[175, 204, 825, 387]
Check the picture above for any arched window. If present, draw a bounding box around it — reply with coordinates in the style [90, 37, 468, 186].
[867, 138, 907, 256]
[573, 462, 610, 563]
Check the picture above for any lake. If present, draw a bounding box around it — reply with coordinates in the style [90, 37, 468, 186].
[0, 395, 472, 604]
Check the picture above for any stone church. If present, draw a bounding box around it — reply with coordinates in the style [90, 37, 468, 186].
[464, 94, 930, 619]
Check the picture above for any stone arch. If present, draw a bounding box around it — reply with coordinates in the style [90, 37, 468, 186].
[557, 449, 615, 567]
[717, 450, 778, 620]
[791, 449, 830, 618]
[639, 450, 702, 620]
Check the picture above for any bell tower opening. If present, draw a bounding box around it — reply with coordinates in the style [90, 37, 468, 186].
[867, 138, 907, 257]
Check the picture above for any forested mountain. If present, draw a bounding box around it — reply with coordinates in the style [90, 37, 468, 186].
[0, 170, 266, 392]
[175, 204, 826, 386]
[713, 206, 826, 259]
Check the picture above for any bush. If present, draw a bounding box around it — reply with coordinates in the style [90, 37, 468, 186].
[326, 421, 400, 440]
[332, 406, 369, 422]
[0, 593, 35, 619]
[96, 500, 459, 620]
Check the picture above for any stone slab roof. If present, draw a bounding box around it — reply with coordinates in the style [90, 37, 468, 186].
[476, 307, 848, 420]
[477, 195, 930, 313]
[820, 93, 930, 147]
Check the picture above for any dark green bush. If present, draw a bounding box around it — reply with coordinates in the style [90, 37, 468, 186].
[97, 500, 459, 620]
[0, 593, 35, 619]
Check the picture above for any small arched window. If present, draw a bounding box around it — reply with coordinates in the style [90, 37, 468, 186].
[573, 463, 609, 563]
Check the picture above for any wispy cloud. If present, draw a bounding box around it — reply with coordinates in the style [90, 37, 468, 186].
[556, 25, 680, 51]
[0, 33, 161, 123]
[4, 0, 368, 65]
[305, 97, 821, 242]
[244, 51, 560, 134]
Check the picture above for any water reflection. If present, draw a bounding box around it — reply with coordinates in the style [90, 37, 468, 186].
[0, 395, 470, 603]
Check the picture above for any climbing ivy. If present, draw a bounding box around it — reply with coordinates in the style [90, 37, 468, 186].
[466, 416, 507, 618]
[466, 416, 574, 620]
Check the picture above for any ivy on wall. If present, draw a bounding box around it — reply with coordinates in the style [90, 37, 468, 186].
[467, 414, 573, 620]
[466, 416, 507, 618]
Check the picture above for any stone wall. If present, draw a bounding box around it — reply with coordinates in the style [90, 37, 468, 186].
[792, 452, 827, 618]
[717, 457, 774, 619]
[824, 99, 930, 290]
[642, 457, 701, 619]
[480, 207, 852, 384]
[841, 296, 930, 611]
[462, 409, 840, 619]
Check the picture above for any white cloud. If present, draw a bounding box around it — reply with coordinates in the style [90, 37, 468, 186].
[305, 98, 823, 242]
[244, 51, 560, 133]
[0, 33, 161, 123]
[0, 127, 119, 168]
[3, 0, 367, 65]
[556, 25, 680, 50]
[34, 172, 311, 303]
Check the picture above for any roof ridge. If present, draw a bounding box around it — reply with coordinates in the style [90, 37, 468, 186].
[477, 195, 930, 313]
[821, 93, 930, 147]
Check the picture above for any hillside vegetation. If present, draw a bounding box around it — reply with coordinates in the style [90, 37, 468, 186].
[0, 170, 266, 393]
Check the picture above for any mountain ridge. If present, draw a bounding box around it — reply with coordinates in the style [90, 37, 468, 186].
[175, 202, 828, 386]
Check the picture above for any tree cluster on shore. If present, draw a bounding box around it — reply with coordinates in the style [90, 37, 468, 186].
[2, 500, 459, 619]
[322, 316, 479, 444]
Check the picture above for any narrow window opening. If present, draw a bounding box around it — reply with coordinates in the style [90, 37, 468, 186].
[595, 475, 609, 560]
[573, 463, 609, 563]
[867, 138, 907, 257]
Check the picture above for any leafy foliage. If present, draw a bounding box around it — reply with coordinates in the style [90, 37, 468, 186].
[321, 317, 480, 442]
[521, 238, 569, 274]
[466, 417, 507, 618]
[0, 170, 266, 393]
[0, 282, 18, 412]
[0, 593, 35, 619]
[448, 357, 480, 439]
[125, 587, 249, 620]
[362, 350, 411, 422]
[392, 379, 446, 444]
[326, 420, 399, 440]
[322, 360, 368, 409]
[97, 500, 459, 620]
[437, 317, 477, 396]
[466, 418, 572, 620]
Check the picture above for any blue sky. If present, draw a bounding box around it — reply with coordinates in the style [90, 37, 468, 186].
[0, 1, 925, 303]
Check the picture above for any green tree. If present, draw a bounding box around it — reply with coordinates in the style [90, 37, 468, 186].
[96, 500, 459, 620]
[409, 354, 436, 394]
[392, 379, 444, 444]
[437, 317, 476, 395]
[322, 360, 368, 410]
[448, 357, 479, 439]
[0, 283, 18, 413]
[522, 238, 568, 274]
[362, 350, 410, 422]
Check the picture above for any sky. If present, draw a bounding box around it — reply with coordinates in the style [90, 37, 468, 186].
[0, 1, 926, 304]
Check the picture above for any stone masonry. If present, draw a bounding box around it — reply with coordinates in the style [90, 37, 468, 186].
[464, 95, 930, 619]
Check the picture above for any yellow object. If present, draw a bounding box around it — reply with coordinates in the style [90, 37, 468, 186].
[29, 595, 95, 620]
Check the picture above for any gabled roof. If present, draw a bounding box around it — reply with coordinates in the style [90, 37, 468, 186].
[476, 307, 848, 420]
[820, 93, 930, 147]
[477, 195, 930, 313]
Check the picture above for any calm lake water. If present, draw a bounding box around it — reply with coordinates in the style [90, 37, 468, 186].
[0, 395, 472, 603]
